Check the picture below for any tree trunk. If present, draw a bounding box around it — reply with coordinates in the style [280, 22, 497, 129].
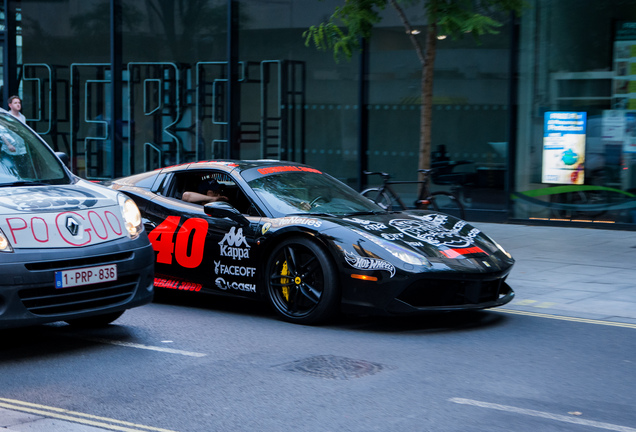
[389, 0, 437, 190]
[419, 21, 437, 177]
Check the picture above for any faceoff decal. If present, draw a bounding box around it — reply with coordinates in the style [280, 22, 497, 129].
[0, 187, 99, 212]
[214, 260, 256, 278]
[344, 251, 396, 277]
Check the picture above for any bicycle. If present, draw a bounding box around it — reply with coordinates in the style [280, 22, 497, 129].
[361, 169, 466, 219]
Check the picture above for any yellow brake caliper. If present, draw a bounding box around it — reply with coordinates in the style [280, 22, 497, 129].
[281, 260, 290, 301]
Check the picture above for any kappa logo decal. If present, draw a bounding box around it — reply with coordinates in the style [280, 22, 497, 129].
[344, 251, 395, 277]
[389, 214, 480, 249]
[218, 227, 250, 260]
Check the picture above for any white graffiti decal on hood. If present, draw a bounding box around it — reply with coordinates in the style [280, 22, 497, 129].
[389, 214, 480, 248]
[342, 217, 387, 231]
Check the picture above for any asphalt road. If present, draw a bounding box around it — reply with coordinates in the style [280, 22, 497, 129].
[1, 292, 635, 432]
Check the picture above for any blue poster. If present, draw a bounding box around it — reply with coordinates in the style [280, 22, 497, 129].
[542, 112, 587, 184]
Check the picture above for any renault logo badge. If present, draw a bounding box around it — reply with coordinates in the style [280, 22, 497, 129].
[66, 216, 80, 236]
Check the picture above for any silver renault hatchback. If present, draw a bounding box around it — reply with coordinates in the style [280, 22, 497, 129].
[0, 109, 154, 328]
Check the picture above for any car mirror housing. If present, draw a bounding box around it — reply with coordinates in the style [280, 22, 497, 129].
[204, 201, 249, 225]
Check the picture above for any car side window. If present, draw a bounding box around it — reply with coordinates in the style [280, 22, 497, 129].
[175, 171, 257, 215]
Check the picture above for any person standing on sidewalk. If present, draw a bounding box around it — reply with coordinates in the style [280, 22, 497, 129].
[7, 95, 26, 123]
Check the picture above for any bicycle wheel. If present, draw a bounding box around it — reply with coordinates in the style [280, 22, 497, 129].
[361, 188, 392, 210]
[428, 191, 466, 219]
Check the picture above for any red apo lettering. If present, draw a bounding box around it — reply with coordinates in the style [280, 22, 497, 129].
[5, 210, 123, 246]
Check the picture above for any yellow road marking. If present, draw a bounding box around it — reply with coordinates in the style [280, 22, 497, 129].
[0, 398, 178, 432]
[514, 300, 537, 305]
[497, 308, 636, 329]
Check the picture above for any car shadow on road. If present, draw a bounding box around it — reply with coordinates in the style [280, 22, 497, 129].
[331, 310, 509, 334]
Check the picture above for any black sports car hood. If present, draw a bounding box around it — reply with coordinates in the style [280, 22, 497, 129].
[317, 210, 514, 272]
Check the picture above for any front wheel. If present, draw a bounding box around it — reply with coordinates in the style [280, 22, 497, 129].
[265, 237, 339, 325]
[428, 191, 466, 219]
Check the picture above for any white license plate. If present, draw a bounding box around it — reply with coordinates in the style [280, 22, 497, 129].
[55, 264, 118, 289]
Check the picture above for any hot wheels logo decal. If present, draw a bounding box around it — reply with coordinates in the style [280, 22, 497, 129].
[219, 227, 250, 260]
[344, 251, 395, 277]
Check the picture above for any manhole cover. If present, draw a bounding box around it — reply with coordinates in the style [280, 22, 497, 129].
[278, 355, 386, 380]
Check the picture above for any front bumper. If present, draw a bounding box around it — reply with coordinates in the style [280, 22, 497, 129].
[339, 266, 515, 316]
[0, 235, 154, 329]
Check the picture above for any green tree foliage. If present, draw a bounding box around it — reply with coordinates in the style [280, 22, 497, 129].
[304, 0, 524, 181]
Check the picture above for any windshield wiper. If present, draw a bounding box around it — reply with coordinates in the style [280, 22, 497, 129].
[0, 181, 48, 188]
[286, 212, 337, 218]
[345, 210, 387, 216]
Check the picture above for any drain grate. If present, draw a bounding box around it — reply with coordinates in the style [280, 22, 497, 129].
[279, 355, 386, 380]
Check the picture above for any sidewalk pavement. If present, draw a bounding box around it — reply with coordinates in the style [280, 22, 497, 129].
[2, 222, 636, 431]
[474, 222, 636, 324]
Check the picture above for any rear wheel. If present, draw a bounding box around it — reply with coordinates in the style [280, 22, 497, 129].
[265, 237, 339, 325]
[428, 191, 466, 219]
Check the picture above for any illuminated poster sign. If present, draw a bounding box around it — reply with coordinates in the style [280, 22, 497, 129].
[542, 112, 586, 185]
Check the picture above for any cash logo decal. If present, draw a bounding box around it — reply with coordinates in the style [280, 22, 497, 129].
[218, 227, 250, 260]
[215, 277, 256, 292]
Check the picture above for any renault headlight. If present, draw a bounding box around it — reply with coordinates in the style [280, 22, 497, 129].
[0, 228, 13, 252]
[118, 194, 142, 239]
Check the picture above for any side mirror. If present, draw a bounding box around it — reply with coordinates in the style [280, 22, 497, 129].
[55, 152, 71, 169]
[204, 201, 249, 225]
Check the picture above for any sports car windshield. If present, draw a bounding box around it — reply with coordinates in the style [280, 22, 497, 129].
[0, 113, 69, 186]
[247, 171, 385, 216]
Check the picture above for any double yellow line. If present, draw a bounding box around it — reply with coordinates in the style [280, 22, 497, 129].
[498, 308, 636, 329]
[0, 398, 178, 432]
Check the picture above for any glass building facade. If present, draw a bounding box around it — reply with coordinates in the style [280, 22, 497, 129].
[2, 0, 635, 228]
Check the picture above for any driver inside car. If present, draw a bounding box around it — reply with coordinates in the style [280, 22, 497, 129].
[182, 178, 229, 205]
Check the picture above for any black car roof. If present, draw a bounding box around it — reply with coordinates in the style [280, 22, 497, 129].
[159, 159, 319, 176]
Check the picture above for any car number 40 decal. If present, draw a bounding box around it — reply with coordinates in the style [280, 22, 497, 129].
[147, 216, 208, 268]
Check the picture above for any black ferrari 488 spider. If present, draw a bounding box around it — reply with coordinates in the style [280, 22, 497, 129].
[111, 160, 514, 324]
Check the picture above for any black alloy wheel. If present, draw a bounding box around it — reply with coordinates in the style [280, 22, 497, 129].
[265, 237, 338, 325]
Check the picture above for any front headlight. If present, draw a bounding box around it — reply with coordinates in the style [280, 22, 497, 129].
[0, 228, 14, 252]
[118, 194, 142, 239]
[492, 239, 512, 259]
[353, 229, 431, 267]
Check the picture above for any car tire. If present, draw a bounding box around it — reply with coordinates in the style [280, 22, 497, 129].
[265, 237, 339, 325]
[64, 311, 124, 328]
